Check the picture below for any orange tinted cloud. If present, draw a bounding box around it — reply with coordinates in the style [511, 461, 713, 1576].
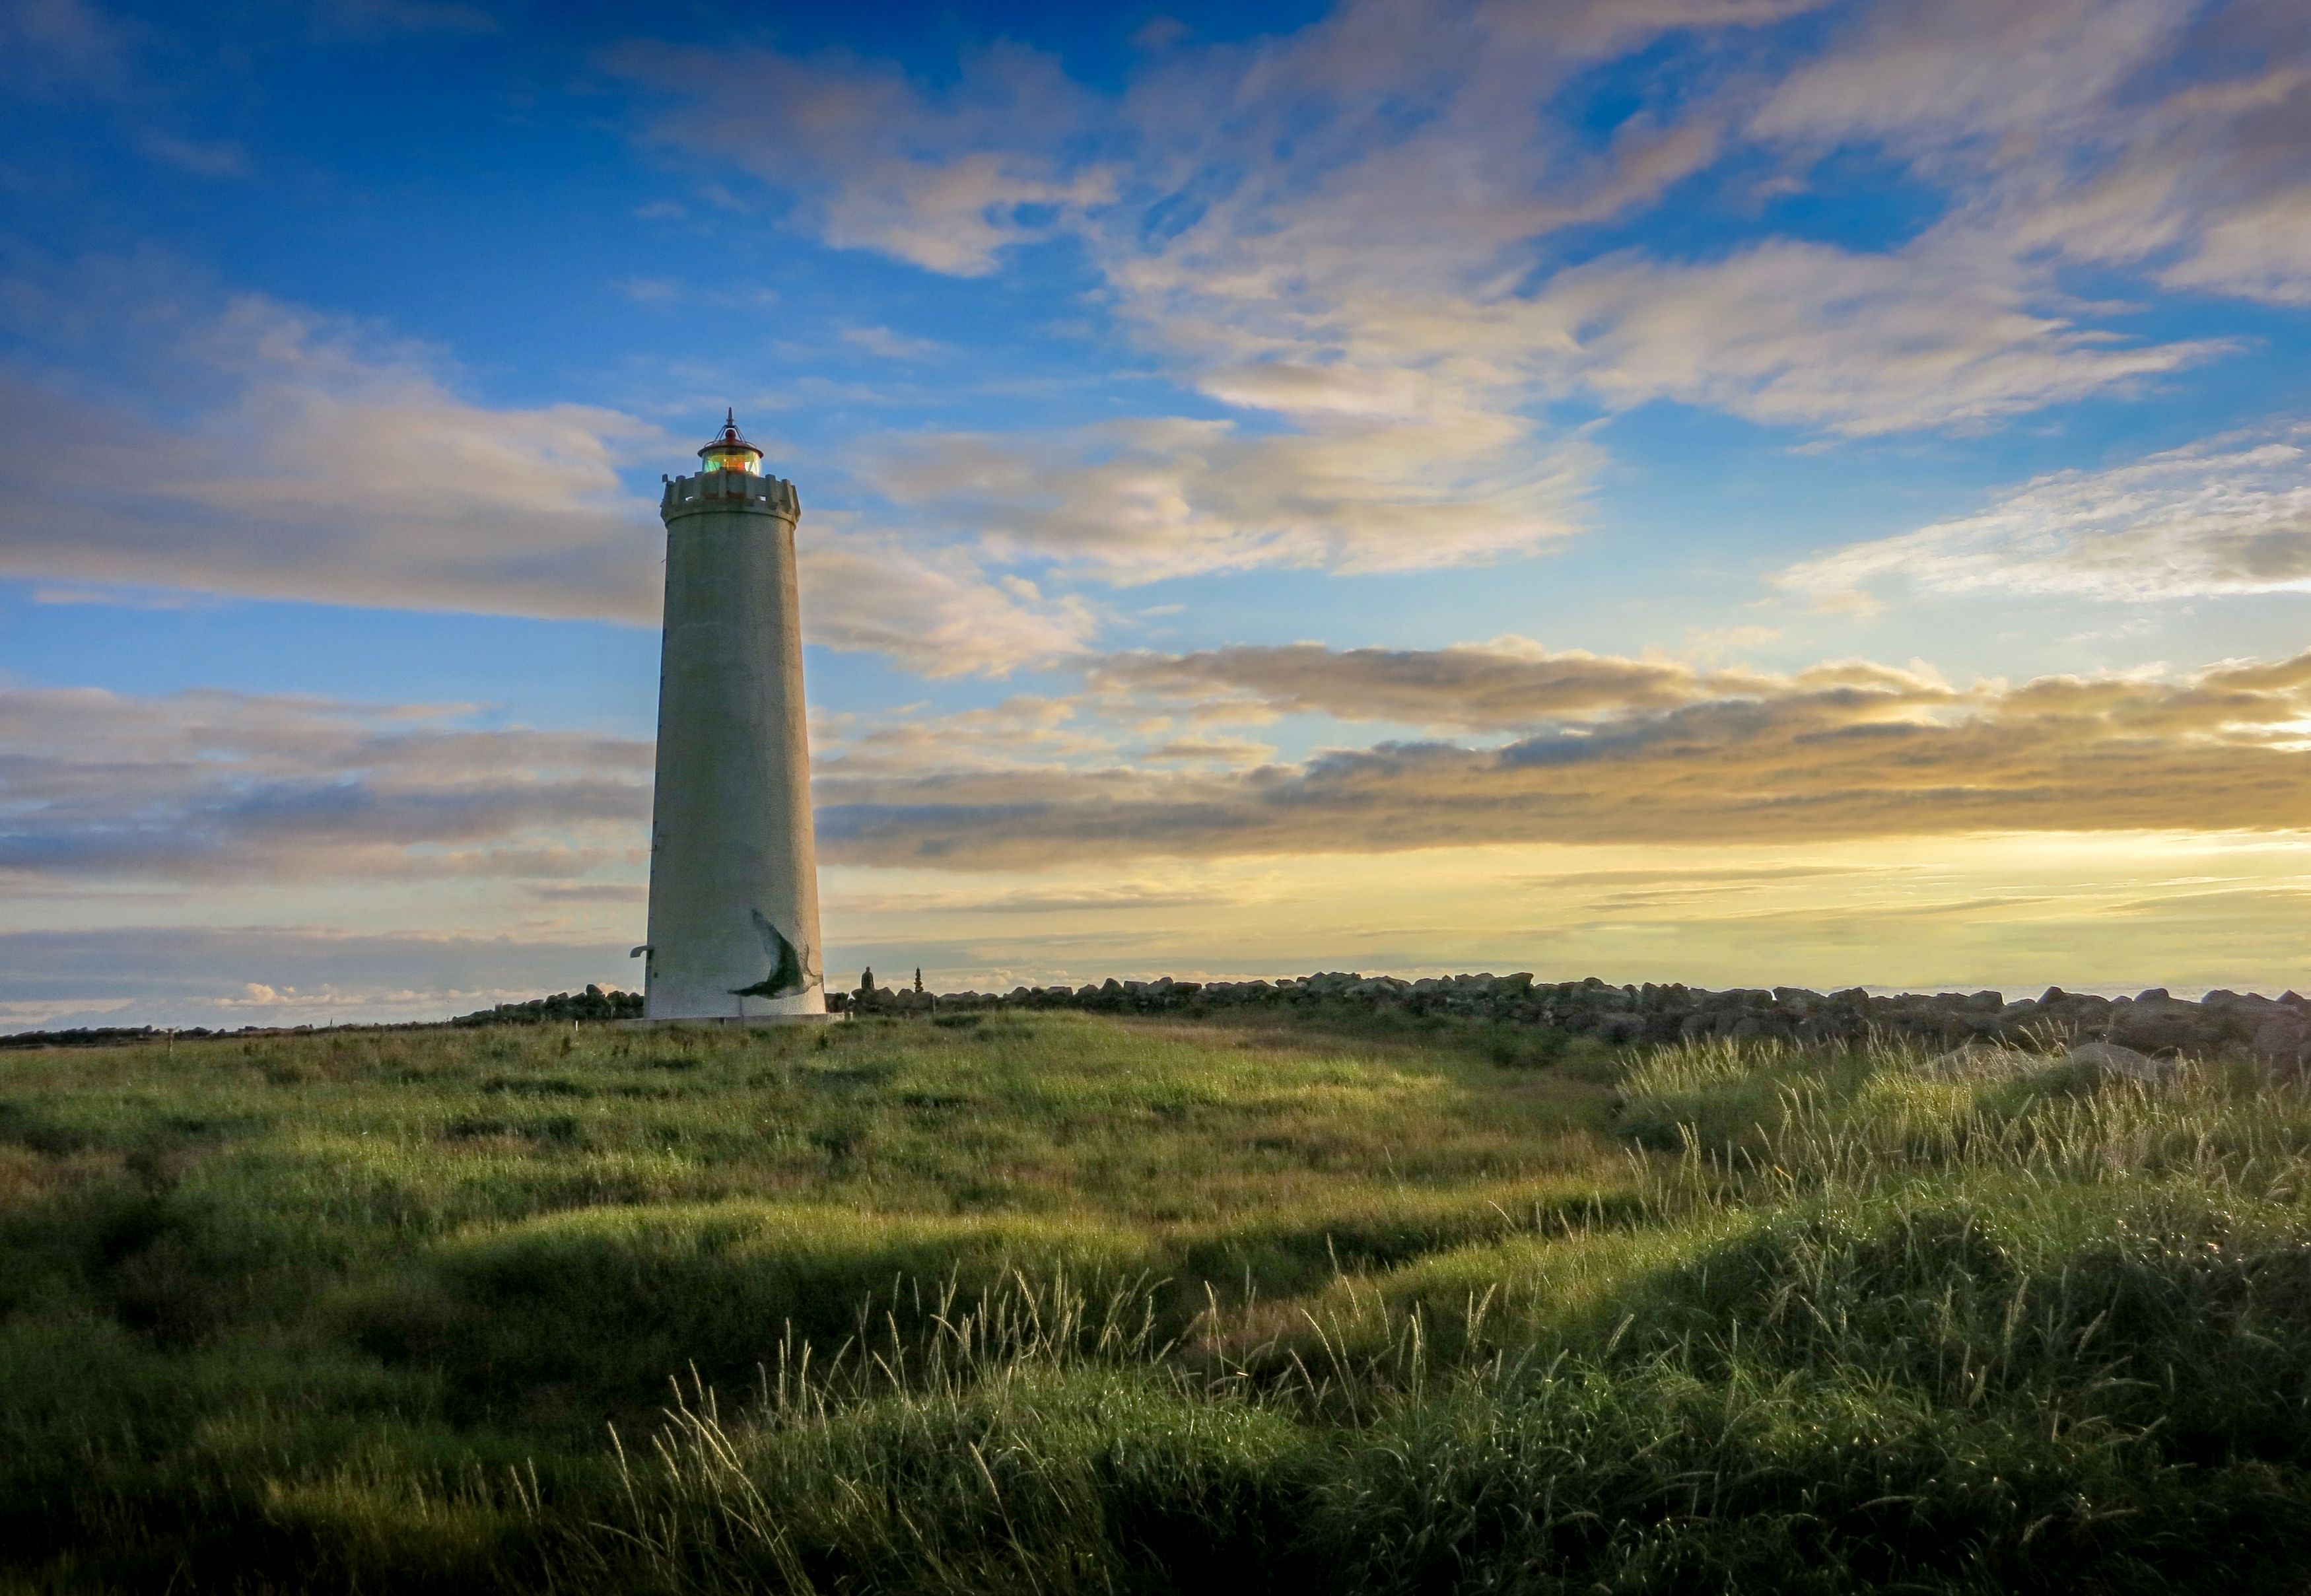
[818, 649, 2311, 866]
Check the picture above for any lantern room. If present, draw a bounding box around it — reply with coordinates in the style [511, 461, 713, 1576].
[697, 409, 762, 474]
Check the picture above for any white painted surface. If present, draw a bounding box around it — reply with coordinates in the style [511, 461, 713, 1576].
[642, 468, 824, 1018]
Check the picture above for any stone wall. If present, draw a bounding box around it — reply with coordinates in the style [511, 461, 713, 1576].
[835, 972, 2311, 1071]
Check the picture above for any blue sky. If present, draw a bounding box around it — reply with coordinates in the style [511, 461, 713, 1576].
[5, 0, 2311, 1027]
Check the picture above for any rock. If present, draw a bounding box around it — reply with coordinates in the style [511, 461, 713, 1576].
[2252, 1014, 2311, 1076]
[1597, 1014, 1645, 1045]
[2041, 992, 2114, 1029]
[2065, 1041, 2176, 1082]
[2106, 996, 2209, 1055]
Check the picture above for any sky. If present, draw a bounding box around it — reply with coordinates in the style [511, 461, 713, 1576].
[3, 0, 2310, 1029]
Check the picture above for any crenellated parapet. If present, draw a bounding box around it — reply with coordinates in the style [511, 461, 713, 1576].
[662, 469, 800, 522]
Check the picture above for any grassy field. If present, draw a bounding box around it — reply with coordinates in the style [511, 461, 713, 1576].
[5, 1008, 2311, 1593]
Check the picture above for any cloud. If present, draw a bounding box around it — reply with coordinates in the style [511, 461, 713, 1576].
[605, 7, 1791, 586]
[1, 0, 130, 98]
[839, 325, 946, 361]
[135, 131, 251, 178]
[611, 38, 1112, 276]
[604, 0, 2289, 599]
[0, 271, 672, 623]
[798, 531, 1097, 676]
[1777, 429, 2311, 609]
[30, 584, 219, 610]
[814, 693, 1115, 779]
[0, 257, 1092, 676]
[1521, 237, 2229, 435]
[1750, 0, 2311, 307]
[15, 658, 2311, 1016]
[860, 415, 1595, 579]
[812, 648, 2311, 868]
[1133, 735, 1276, 766]
[1750, 0, 2186, 151]
[837, 880, 1239, 915]
[1096, 638, 1781, 728]
[0, 684, 651, 887]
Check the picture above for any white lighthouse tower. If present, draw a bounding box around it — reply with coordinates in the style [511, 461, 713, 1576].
[639, 412, 825, 1020]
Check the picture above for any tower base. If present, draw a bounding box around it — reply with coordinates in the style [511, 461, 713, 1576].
[615, 1013, 842, 1031]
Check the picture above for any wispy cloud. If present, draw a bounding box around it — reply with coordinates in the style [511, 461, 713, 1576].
[135, 131, 250, 178]
[1750, 0, 2311, 307]
[1779, 429, 2311, 610]
[611, 38, 1113, 276]
[602, 0, 2298, 596]
[860, 415, 1595, 580]
[839, 325, 947, 361]
[1522, 238, 2230, 435]
[799, 530, 1097, 676]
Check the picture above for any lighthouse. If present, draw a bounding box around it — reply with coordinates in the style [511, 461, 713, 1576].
[638, 412, 825, 1020]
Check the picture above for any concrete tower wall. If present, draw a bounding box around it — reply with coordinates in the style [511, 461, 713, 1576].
[643, 468, 824, 1019]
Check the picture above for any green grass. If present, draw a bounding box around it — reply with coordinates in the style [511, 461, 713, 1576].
[4, 1011, 2310, 1591]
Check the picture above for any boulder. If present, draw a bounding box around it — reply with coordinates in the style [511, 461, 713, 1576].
[2066, 1041, 2176, 1082]
[2040, 991, 2114, 1030]
[2252, 1013, 2311, 1076]
[1597, 1013, 1645, 1045]
[2106, 996, 2211, 1055]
